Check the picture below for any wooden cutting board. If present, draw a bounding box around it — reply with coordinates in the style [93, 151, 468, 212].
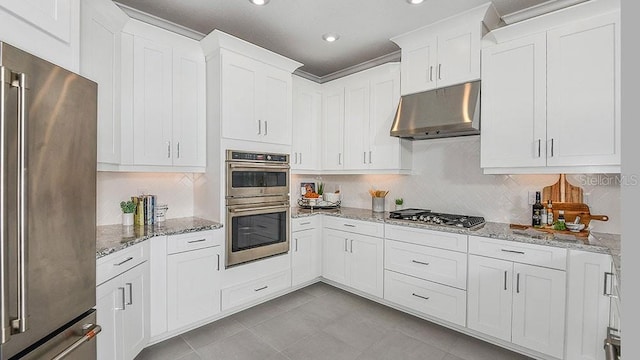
[550, 202, 609, 227]
[510, 224, 590, 238]
[542, 174, 583, 203]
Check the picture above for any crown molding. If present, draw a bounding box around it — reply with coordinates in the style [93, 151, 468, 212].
[501, 0, 589, 24]
[307, 50, 401, 84]
[114, 2, 206, 40]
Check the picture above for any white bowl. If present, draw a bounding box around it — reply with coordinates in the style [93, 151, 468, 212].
[323, 193, 341, 203]
[565, 223, 585, 232]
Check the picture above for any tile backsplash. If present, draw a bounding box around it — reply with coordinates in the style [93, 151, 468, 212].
[97, 172, 195, 226]
[294, 136, 621, 234]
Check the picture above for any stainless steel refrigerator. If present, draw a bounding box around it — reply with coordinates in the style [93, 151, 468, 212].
[0, 43, 99, 359]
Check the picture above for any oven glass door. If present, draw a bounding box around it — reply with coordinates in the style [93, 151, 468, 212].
[227, 163, 289, 198]
[226, 204, 290, 267]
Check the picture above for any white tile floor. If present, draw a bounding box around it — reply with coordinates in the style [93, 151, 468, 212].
[135, 282, 533, 360]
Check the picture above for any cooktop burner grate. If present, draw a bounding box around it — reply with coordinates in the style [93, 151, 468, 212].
[389, 208, 485, 229]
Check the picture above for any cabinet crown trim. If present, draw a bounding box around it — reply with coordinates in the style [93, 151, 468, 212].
[201, 29, 302, 72]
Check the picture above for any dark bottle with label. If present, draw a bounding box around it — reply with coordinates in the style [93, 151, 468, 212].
[532, 191, 544, 227]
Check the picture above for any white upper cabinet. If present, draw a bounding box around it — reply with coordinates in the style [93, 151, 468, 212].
[321, 83, 346, 170]
[321, 63, 411, 173]
[481, 33, 547, 169]
[292, 76, 322, 171]
[201, 30, 302, 146]
[120, 19, 206, 170]
[481, 1, 620, 174]
[80, 0, 128, 166]
[391, 3, 499, 95]
[0, 0, 79, 71]
[220, 49, 293, 145]
[546, 12, 620, 167]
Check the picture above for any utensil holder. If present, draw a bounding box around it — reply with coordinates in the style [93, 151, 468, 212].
[372, 197, 385, 213]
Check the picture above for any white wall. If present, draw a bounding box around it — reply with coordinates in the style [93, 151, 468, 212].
[97, 172, 196, 225]
[294, 136, 621, 234]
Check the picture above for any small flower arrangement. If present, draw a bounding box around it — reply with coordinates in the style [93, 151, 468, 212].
[395, 198, 404, 206]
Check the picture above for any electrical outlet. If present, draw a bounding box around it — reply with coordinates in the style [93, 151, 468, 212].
[528, 191, 536, 205]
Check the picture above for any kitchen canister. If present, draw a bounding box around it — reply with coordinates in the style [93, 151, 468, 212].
[372, 197, 385, 213]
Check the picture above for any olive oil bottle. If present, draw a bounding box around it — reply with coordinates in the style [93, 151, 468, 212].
[532, 191, 544, 227]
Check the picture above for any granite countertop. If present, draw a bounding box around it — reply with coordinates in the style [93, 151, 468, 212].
[292, 206, 621, 274]
[96, 217, 223, 259]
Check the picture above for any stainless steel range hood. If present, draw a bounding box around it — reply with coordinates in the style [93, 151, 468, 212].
[389, 80, 480, 140]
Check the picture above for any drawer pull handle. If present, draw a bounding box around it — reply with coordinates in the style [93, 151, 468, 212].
[114, 257, 133, 266]
[187, 239, 207, 244]
[300, 222, 311, 226]
[411, 293, 430, 301]
[501, 249, 525, 255]
[343, 224, 356, 228]
[411, 260, 430, 266]
[254, 285, 268, 292]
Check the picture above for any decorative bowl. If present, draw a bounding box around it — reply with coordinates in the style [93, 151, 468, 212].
[565, 223, 585, 232]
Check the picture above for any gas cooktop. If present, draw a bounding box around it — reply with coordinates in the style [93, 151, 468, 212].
[388, 208, 485, 229]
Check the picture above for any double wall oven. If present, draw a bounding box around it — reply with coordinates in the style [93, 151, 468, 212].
[225, 150, 290, 267]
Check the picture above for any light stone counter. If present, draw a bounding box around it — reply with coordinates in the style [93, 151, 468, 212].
[96, 217, 222, 259]
[292, 206, 621, 276]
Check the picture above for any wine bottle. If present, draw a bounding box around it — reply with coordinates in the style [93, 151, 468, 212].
[532, 191, 543, 227]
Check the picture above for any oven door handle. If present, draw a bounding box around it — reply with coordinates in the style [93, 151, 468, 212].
[229, 205, 288, 213]
[228, 163, 290, 170]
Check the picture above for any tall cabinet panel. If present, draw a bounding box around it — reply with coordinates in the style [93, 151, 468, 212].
[369, 66, 404, 170]
[132, 36, 174, 166]
[546, 12, 620, 167]
[480, 33, 547, 169]
[220, 50, 260, 142]
[322, 85, 345, 170]
[343, 79, 370, 170]
[80, 0, 128, 166]
[292, 76, 321, 171]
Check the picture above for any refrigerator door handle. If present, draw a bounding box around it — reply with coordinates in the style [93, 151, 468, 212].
[0, 66, 10, 344]
[51, 324, 102, 360]
[13, 71, 28, 334]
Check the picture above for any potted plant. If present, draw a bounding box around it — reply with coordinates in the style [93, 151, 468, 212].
[395, 198, 404, 210]
[120, 200, 136, 226]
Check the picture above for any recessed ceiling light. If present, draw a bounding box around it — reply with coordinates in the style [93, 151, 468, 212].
[249, 0, 270, 5]
[322, 33, 340, 42]
[406, 0, 424, 4]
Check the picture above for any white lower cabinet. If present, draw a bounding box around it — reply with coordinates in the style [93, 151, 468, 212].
[96, 261, 149, 360]
[167, 245, 222, 331]
[221, 270, 291, 311]
[467, 236, 567, 359]
[149, 230, 224, 340]
[384, 270, 466, 326]
[565, 250, 613, 360]
[322, 228, 383, 298]
[291, 218, 322, 286]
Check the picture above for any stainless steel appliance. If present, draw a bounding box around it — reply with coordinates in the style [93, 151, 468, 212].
[390, 80, 481, 140]
[225, 150, 290, 267]
[388, 208, 485, 229]
[1, 43, 99, 359]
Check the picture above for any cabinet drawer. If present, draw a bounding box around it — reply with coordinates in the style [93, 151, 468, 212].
[385, 240, 467, 289]
[385, 225, 468, 252]
[221, 269, 291, 311]
[469, 236, 567, 270]
[167, 230, 223, 254]
[384, 270, 466, 326]
[323, 216, 384, 238]
[97, 241, 149, 286]
[292, 216, 318, 232]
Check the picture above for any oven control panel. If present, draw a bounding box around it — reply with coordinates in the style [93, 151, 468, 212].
[228, 150, 288, 163]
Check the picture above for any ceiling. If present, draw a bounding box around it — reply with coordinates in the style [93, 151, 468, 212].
[114, 0, 553, 79]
